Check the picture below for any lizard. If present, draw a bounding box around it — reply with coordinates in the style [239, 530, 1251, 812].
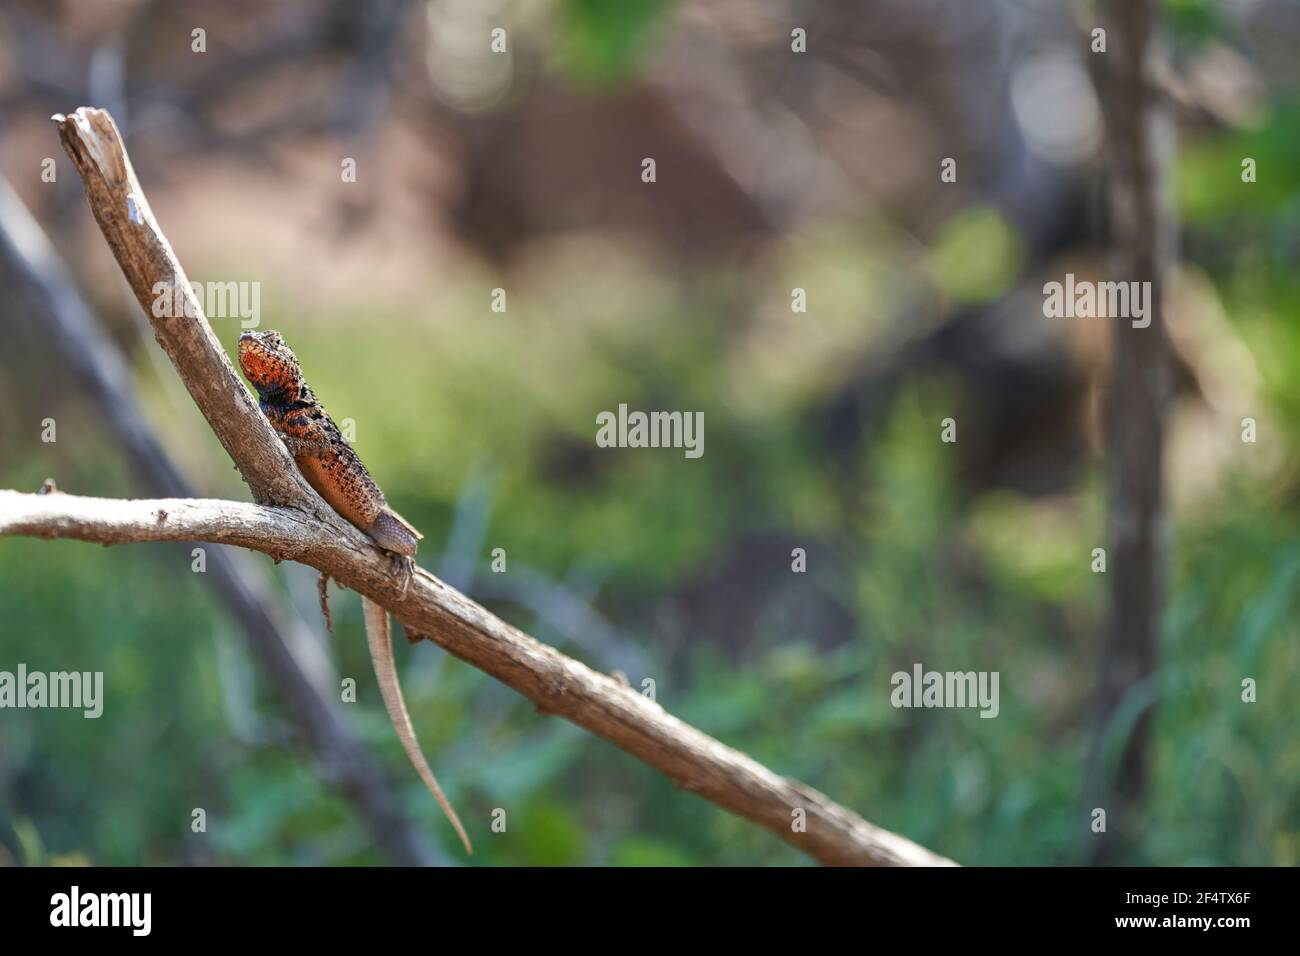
[236, 329, 472, 856]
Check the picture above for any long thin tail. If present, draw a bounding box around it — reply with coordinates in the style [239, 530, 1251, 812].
[362, 597, 473, 855]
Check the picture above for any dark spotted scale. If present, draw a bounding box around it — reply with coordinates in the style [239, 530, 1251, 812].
[238, 331, 470, 855]
[236, 330, 422, 555]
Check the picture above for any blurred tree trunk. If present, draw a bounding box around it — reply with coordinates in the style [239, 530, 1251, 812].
[1088, 0, 1176, 863]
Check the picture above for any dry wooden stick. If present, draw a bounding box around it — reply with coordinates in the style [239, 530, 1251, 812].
[28, 107, 953, 866]
[0, 172, 441, 866]
[52, 108, 313, 508]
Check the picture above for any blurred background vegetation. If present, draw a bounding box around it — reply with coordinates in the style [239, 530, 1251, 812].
[0, 0, 1297, 866]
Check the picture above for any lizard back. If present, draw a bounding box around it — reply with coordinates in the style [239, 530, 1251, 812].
[237, 330, 395, 538]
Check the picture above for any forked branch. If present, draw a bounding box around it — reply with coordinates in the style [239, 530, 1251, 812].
[0, 107, 956, 866]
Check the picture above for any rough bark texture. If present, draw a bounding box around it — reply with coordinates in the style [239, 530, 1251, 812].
[0, 172, 440, 866]
[0, 491, 954, 866]
[17, 107, 955, 866]
[52, 108, 314, 508]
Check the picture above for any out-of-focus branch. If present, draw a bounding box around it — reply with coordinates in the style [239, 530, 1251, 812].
[1087, 0, 1176, 863]
[0, 171, 442, 867]
[0, 490, 954, 867]
[438, 470, 652, 677]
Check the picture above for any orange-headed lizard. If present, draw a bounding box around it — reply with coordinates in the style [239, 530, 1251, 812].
[237, 329, 472, 855]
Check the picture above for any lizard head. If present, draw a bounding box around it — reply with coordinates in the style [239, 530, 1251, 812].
[238, 330, 303, 399]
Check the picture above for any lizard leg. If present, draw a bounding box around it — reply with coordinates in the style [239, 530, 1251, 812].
[390, 554, 414, 597]
[316, 572, 333, 633]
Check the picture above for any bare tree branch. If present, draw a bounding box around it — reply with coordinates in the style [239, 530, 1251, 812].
[51, 108, 314, 508]
[0, 173, 442, 866]
[0, 490, 953, 867]
[28, 106, 954, 866]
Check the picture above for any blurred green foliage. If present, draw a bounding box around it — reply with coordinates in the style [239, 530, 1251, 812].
[1, 3, 1298, 867]
[551, 0, 676, 86]
[929, 206, 1025, 306]
[4, 197, 1296, 863]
